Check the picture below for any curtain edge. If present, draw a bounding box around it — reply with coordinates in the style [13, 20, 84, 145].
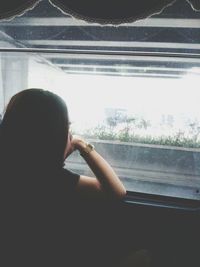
[49, 0, 176, 25]
[0, 0, 40, 21]
[187, 0, 200, 11]
[0, 0, 199, 24]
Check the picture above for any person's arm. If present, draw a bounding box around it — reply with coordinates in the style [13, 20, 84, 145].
[67, 136, 126, 199]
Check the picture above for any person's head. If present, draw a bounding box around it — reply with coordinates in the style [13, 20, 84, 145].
[0, 89, 69, 174]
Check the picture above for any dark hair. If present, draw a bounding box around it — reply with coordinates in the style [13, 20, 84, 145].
[0, 89, 69, 177]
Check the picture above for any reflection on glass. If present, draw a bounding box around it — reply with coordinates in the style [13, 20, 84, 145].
[1, 52, 200, 200]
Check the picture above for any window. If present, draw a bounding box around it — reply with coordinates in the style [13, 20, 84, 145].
[0, 0, 200, 200]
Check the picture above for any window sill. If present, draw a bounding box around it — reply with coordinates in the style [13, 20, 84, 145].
[124, 191, 200, 212]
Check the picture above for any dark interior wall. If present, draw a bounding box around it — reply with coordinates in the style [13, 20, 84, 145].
[0, 0, 199, 23]
[75, 200, 199, 267]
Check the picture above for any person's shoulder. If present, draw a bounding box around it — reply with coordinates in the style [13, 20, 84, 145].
[61, 168, 80, 188]
[61, 168, 80, 179]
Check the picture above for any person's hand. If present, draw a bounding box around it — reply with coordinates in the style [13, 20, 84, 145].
[71, 135, 87, 152]
[64, 134, 86, 159]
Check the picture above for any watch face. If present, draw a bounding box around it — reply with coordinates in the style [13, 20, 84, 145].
[84, 143, 94, 154]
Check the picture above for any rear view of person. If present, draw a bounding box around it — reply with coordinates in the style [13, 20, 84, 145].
[0, 89, 126, 266]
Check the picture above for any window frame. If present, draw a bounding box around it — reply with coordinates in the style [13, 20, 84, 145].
[1, 47, 200, 207]
[125, 190, 200, 210]
[1, 1, 200, 214]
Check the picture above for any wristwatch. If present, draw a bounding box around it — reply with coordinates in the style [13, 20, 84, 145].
[80, 142, 95, 156]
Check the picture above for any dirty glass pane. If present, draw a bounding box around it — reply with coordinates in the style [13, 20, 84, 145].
[0, 0, 200, 200]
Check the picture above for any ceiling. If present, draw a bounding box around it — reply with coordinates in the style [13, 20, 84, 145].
[0, 0, 199, 78]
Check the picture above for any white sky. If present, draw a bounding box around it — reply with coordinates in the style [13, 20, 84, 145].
[28, 59, 200, 135]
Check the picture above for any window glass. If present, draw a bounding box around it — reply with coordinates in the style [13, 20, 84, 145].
[0, 0, 200, 200]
